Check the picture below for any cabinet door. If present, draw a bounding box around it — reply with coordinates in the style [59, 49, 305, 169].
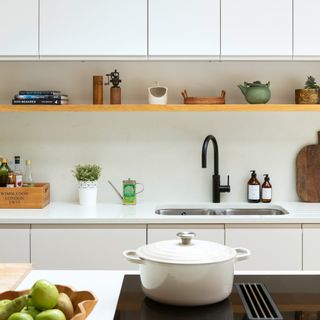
[303, 225, 320, 270]
[294, 0, 320, 59]
[0, 0, 38, 58]
[225, 224, 302, 270]
[31, 224, 146, 269]
[149, 0, 220, 59]
[40, 0, 147, 58]
[148, 224, 224, 244]
[0, 225, 30, 263]
[221, 0, 292, 59]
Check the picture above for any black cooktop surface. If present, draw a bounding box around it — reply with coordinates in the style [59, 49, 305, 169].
[114, 274, 320, 320]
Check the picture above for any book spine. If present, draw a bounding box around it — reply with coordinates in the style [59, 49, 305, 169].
[15, 94, 68, 99]
[18, 90, 61, 95]
[12, 99, 67, 105]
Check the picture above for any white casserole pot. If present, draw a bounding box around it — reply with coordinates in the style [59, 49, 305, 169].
[123, 232, 250, 306]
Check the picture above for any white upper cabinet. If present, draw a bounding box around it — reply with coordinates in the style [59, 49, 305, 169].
[149, 0, 220, 59]
[0, 0, 38, 59]
[294, 0, 320, 59]
[39, 0, 147, 59]
[221, 0, 292, 60]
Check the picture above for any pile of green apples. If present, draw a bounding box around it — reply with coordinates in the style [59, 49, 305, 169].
[0, 280, 74, 320]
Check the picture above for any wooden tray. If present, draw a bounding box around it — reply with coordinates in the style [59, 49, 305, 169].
[0, 183, 50, 208]
[181, 89, 226, 104]
[0, 284, 98, 320]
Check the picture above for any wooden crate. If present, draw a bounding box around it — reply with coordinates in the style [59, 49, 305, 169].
[0, 183, 50, 208]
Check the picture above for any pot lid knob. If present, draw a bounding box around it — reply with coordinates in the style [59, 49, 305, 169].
[177, 232, 196, 245]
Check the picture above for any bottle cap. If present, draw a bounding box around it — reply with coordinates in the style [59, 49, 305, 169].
[14, 156, 20, 163]
[264, 174, 270, 180]
[26, 160, 31, 165]
[250, 170, 256, 177]
[2, 158, 7, 163]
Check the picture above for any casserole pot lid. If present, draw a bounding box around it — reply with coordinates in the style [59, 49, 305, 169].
[137, 232, 236, 264]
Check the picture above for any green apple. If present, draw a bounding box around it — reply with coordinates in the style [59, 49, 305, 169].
[8, 312, 34, 320]
[0, 299, 11, 307]
[21, 305, 41, 318]
[35, 309, 66, 320]
[30, 280, 59, 310]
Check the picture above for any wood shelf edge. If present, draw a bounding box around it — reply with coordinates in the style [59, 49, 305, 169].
[0, 104, 320, 112]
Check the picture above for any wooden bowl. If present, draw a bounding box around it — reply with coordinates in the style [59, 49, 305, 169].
[181, 89, 226, 104]
[0, 284, 98, 320]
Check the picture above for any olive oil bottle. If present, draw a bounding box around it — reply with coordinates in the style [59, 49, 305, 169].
[0, 159, 11, 187]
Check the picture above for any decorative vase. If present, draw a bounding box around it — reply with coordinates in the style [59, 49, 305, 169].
[295, 89, 320, 104]
[78, 181, 97, 206]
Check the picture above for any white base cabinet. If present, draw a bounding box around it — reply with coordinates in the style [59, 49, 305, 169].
[225, 224, 302, 271]
[0, 225, 30, 263]
[147, 224, 224, 244]
[31, 224, 146, 270]
[302, 224, 320, 270]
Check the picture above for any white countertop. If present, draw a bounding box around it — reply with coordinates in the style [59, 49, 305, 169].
[16, 269, 320, 320]
[1, 201, 320, 224]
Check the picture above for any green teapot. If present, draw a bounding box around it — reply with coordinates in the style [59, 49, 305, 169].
[238, 81, 271, 104]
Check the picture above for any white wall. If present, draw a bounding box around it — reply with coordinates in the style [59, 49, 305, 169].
[0, 61, 319, 203]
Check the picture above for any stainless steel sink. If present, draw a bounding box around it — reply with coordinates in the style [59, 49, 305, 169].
[155, 208, 289, 216]
[155, 208, 217, 216]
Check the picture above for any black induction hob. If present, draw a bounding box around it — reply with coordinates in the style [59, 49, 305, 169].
[113, 274, 320, 320]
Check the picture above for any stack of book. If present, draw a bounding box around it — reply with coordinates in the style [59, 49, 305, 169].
[12, 90, 69, 105]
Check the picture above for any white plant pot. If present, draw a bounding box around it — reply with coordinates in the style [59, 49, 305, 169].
[78, 181, 98, 206]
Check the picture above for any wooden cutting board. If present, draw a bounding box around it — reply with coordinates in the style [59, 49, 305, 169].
[296, 131, 320, 202]
[0, 263, 32, 292]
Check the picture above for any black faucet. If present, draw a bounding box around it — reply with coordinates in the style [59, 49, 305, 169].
[201, 135, 230, 203]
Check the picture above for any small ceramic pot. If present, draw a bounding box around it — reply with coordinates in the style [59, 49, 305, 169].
[78, 180, 97, 206]
[123, 232, 250, 306]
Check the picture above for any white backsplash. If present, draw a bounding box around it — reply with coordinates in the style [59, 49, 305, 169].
[0, 60, 319, 203]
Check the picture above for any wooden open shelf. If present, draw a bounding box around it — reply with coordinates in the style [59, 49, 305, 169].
[1, 104, 320, 112]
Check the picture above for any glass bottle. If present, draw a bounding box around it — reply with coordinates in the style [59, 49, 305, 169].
[14, 156, 23, 188]
[261, 174, 272, 203]
[24, 160, 34, 186]
[0, 159, 11, 187]
[247, 170, 260, 203]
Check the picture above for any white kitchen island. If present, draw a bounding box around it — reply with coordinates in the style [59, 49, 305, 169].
[16, 269, 320, 320]
[16, 270, 138, 320]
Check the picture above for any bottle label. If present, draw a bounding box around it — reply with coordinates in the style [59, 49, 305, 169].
[15, 175, 23, 188]
[262, 188, 272, 200]
[248, 185, 260, 200]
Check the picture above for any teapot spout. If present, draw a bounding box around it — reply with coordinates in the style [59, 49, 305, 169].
[238, 84, 248, 97]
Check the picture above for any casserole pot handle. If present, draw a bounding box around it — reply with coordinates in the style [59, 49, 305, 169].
[123, 250, 144, 264]
[234, 248, 250, 262]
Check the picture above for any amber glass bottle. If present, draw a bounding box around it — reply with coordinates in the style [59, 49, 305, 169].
[247, 170, 260, 203]
[261, 174, 272, 203]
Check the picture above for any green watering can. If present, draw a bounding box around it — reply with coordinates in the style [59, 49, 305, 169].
[238, 81, 271, 104]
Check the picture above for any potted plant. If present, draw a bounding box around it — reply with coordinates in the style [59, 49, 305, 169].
[73, 164, 102, 206]
[295, 76, 320, 104]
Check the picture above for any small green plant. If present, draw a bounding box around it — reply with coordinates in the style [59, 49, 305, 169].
[304, 76, 320, 89]
[72, 164, 102, 181]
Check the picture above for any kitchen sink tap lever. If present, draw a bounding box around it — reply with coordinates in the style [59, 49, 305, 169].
[201, 135, 231, 203]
